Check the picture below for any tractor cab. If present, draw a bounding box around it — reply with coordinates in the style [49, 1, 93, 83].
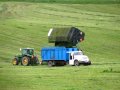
[21, 48, 34, 56]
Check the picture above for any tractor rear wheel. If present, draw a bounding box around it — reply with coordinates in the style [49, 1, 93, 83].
[74, 60, 80, 66]
[12, 58, 19, 65]
[22, 56, 30, 66]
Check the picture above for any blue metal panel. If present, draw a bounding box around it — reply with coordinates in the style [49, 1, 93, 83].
[41, 47, 78, 62]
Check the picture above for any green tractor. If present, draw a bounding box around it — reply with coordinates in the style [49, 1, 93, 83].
[12, 48, 39, 66]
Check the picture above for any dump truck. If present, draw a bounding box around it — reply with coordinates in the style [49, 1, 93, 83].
[12, 48, 39, 66]
[41, 27, 91, 66]
[41, 47, 91, 66]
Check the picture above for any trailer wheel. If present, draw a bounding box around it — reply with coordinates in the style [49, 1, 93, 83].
[74, 60, 80, 66]
[22, 56, 30, 66]
[48, 61, 53, 67]
[12, 58, 19, 65]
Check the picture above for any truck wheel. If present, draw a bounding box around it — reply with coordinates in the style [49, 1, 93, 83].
[12, 58, 19, 65]
[74, 60, 80, 66]
[22, 56, 30, 66]
[61, 61, 66, 66]
[48, 61, 53, 67]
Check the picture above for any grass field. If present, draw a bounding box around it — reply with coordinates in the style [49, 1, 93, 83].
[1, 0, 120, 4]
[0, 1, 120, 90]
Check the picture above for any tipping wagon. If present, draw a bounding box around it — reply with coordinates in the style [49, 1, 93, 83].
[41, 47, 91, 66]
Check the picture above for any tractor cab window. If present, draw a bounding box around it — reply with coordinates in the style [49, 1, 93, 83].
[22, 49, 34, 55]
[27, 49, 34, 55]
[29, 49, 34, 55]
[22, 49, 27, 55]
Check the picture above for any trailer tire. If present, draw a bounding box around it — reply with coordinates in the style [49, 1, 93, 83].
[48, 61, 53, 67]
[74, 60, 80, 66]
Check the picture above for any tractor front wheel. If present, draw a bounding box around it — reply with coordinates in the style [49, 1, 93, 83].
[22, 56, 30, 66]
[12, 58, 19, 65]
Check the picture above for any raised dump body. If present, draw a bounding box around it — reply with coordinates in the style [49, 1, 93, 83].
[48, 27, 85, 47]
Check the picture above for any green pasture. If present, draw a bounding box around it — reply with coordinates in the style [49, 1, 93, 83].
[1, 0, 120, 4]
[0, 1, 120, 90]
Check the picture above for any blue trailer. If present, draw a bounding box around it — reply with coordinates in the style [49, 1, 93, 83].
[41, 47, 91, 66]
[41, 47, 78, 66]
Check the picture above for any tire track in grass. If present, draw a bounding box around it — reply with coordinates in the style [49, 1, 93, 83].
[41, 4, 119, 18]
[0, 32, 46, 47]
[34, 8, 119, 23]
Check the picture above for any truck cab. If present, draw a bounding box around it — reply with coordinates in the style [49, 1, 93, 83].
[68, 51, 91, 66]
